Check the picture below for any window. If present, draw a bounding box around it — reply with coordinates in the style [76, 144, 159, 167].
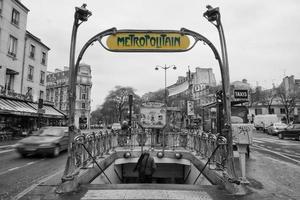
[11, 8, 20, 26]
[26, 87, 32, 96]
[82, 103, 86, 109]
[255, 108, 262, 115]
[80, 85, 88, 100]
[280, 108, 286, 114]
[46, 90, 50, 101]
[5, 74, 14, 91]
[27, 65, 34, 81]
[294, 124, 300, 129]
[29, 44, 35, 58]
[0, 0, 3, 15]
[41, 52, 46, 64]
[40, 90, 44, 99]
[269, 108, 274, 114]
[40, 71, 45, 85]
[8, 35, 17, 57]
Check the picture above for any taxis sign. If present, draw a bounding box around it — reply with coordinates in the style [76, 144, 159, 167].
[234, 89, 248, 99]
[106, 32, 190, 52]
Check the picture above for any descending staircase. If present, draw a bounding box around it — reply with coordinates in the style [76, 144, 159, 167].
[80, 184, 232, 200]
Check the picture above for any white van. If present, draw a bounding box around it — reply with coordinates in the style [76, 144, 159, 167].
[253, 114, 280, 131]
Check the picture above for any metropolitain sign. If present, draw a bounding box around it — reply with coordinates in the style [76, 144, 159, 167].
[106, 32, 190, 52]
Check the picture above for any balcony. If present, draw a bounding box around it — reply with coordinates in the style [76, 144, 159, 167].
[0, 87, 33, 101]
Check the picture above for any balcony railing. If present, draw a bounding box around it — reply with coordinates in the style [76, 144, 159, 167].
[0, 87, 33, 101]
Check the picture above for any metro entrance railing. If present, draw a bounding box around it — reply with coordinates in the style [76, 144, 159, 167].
[67, 128, 228, 177]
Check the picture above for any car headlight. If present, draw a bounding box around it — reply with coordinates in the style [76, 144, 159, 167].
[39, 143, 54, 147]
[14, 143, 23, 148]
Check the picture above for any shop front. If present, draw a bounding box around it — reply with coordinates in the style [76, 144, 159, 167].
[0, 96, 66, 140]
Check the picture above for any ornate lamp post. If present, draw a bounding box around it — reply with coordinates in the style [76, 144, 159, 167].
[62, 4, 92, 181]
[155, 64, 176, 106]
[203, 5, 236, 177]
[155, 64, 176, 155]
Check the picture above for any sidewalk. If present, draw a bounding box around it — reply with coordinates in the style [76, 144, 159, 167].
[235, 149, 300, 200]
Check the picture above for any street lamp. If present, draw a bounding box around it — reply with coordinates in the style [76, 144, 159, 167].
[63, 4, 92, 182]
[155, 64, 176, 106]
[203, 5, 236, 177]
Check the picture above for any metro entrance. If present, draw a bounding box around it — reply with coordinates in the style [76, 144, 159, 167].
[61, 4, 243, 194]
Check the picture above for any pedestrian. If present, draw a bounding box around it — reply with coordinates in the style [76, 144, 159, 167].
[133, 150, 156, 183]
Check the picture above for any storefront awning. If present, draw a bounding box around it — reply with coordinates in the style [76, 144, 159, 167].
[0, 98, 38, 116]
[28, 103, 65, 118]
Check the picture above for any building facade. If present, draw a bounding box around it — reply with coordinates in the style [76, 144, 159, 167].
[46, 64, 92, 129]
[166, 67, 217, 128]
[0, 1, 49, 101]
[0, 0, 64, 139]
[248, 76, 300, 123]
[168, 67, 217, 109]
[0, 0, 29, 94]
[21, 31, 50, 101]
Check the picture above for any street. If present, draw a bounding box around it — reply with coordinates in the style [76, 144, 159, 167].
[0, 130, 299, 200]
[0, 148, 67, 200]
[251, 130, 300, 165]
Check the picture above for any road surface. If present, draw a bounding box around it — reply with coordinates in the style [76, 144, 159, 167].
[0, 148, 67, 200]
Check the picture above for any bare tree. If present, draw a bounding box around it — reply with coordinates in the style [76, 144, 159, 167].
[261, 89, 276, 114]
[104, 86, 141, 122]
[276, 86, 300, 123]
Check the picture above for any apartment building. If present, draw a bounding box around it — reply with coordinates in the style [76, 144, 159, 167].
[22, 31, 50, 101]
[46, 64, 92, 129]
[0, 0, 29, 93]
[0, 1, 63, 135]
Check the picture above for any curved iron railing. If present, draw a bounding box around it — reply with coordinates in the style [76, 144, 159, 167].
[69, 128, 228, 173]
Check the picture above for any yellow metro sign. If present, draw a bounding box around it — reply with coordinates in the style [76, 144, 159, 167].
[106, 32, 190, 52]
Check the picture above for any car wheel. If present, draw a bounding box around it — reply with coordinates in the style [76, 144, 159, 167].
[52, 145, 60, 157]
[278, 133, 284, 139]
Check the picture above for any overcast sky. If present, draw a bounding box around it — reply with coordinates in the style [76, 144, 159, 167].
[22, 0, 300, 110]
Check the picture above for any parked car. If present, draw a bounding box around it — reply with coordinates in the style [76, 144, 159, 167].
[277, 123, 300, 140]
[266, 122, 288, 135]
[253, 114, 280, 132]
[111, 123, 121, 131]
[15, 126, 69, 157]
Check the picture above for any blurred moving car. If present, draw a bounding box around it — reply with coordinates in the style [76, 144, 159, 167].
[277, 123, 300, 140]
[15, 126, 69, 157]
[266, 122, 288, 135]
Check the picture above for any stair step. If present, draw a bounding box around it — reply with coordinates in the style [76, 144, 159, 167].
[81, 184, 231, 200]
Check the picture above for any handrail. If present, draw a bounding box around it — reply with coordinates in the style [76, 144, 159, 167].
[193, 145, 220, 184]
[81, 143, 112, 184]
[114, 168, 123, 183]
[183, 167, 192, 183]
[66, 128, 231, 184]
